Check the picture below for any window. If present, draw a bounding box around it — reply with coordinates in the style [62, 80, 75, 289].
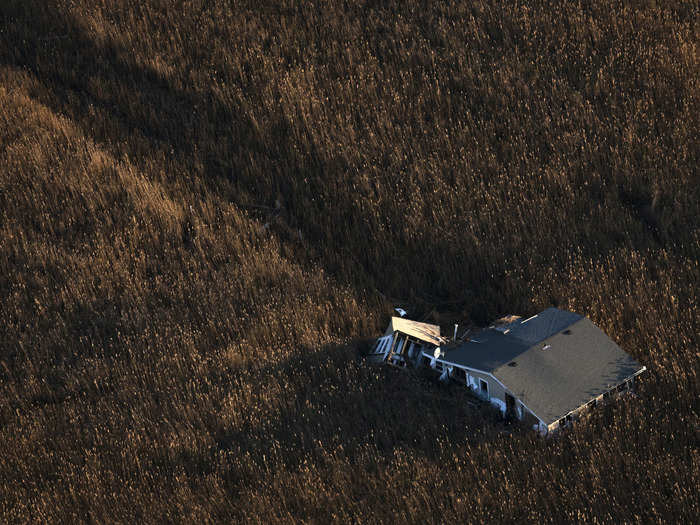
[453, 368, 467, 382]
[479, 379, 488, 397]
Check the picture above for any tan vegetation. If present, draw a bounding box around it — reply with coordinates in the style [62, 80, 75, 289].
[0, 0, 698, 522]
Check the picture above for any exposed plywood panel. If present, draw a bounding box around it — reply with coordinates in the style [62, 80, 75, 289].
[384, 317, 443, 346]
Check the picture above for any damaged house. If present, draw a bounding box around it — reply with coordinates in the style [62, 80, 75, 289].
[370, 316, 445, 367]
[369, 308, 646, 434]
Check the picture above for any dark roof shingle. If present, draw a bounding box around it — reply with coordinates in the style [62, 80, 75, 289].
[441, 308, 645, 424]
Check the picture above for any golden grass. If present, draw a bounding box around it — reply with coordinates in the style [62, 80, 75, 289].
[0, 0, 698, 522]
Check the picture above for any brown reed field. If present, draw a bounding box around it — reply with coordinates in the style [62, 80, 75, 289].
[0, 0, 698, 522]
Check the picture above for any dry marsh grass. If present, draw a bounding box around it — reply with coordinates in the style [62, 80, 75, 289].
[0, 0, 698, 522]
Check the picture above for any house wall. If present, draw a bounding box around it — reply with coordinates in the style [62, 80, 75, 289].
[422, 354, 551, 427]
[438, 361, 507, 413]
[467, 368, 506, 405]
[438, 360, 549, 424]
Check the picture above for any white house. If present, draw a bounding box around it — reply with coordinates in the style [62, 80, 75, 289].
[372, 308, 646, 434]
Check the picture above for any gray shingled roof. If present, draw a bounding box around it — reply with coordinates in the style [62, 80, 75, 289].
[503, 308, 583, 345]
[442, 329, 530, 372]
[442, 308, 645, 425]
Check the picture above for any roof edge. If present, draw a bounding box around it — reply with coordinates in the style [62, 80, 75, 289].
[420, 351, 549, 428]
[420, 352, 648, 426]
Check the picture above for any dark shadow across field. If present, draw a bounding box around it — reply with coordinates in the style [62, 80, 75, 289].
[1, 0, 657, 327]
[212, 340, 521, 481]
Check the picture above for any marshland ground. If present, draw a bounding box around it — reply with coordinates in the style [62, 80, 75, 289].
[0, 1, 698, 522]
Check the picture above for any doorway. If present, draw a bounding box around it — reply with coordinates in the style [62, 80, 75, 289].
[505, 393, 516, 417]
[479, 379, 488, 398]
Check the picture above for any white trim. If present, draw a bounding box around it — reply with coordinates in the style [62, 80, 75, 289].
[384, 334, 398, 361]
[490, 396, 507, 414]
[521, 314, 538, 324]
[603, 367, 647, 394]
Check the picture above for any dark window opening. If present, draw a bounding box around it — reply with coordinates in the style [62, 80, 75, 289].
[505, 393, 516, 417]
[479, 379, 488, 396]
[507, 361, 518, 367]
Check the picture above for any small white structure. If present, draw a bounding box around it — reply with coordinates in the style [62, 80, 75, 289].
[368, 317, 445, 368]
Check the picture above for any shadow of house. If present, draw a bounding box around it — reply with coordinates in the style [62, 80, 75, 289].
[213, 340, 509, 484]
